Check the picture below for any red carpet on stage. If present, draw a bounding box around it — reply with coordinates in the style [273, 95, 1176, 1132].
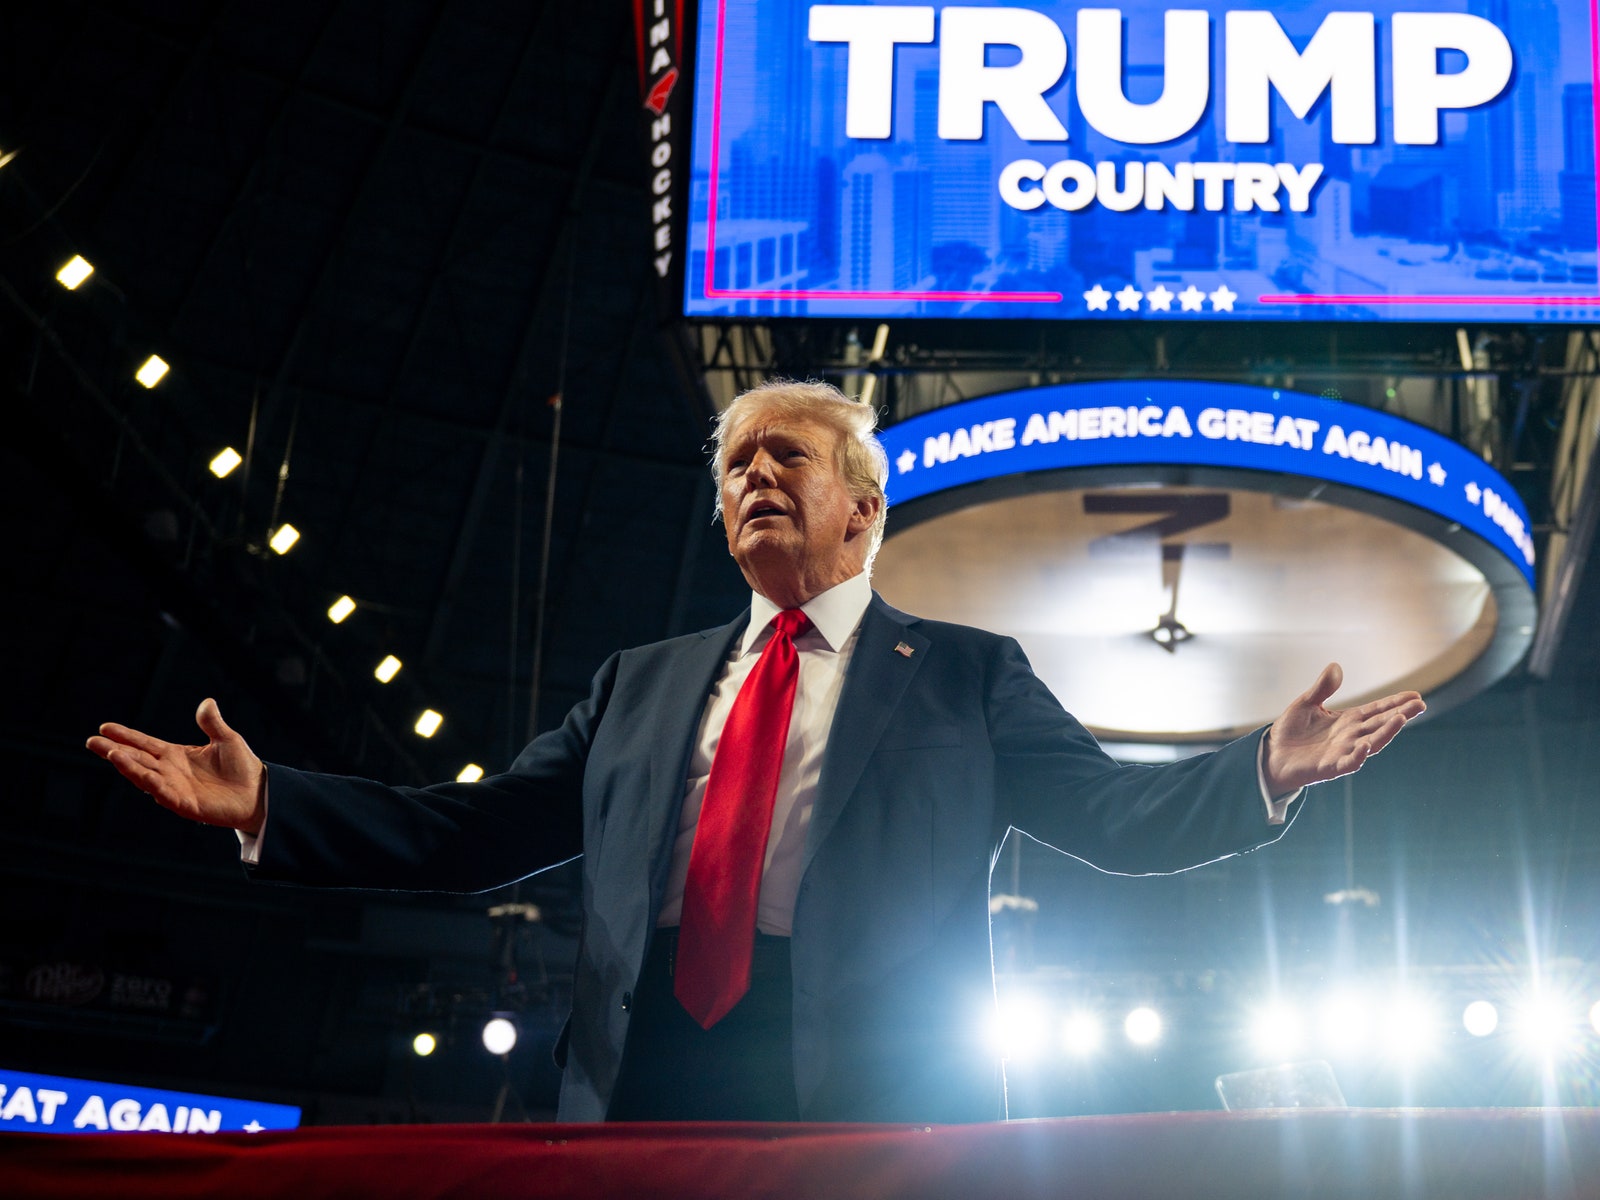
[4, 1109, 1600, 1199]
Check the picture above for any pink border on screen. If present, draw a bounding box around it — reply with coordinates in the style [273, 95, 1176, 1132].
[699, 0, 1600, 313]
[699, 0, 1062, 306]
[1259, 0, 1600, 309]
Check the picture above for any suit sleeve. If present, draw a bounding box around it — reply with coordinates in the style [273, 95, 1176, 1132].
[986, 636, 1291, 875]
[247, 652, 619, 892]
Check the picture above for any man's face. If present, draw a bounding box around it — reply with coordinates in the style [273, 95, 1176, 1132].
[720, 411, 875, 601]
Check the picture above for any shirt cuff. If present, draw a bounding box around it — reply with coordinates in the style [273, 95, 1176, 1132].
[235, 780, 268, 864]
[1257, 730, 1303, 826]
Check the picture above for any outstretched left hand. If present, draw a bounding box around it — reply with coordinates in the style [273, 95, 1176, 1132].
[1262, 662, 1425, 796]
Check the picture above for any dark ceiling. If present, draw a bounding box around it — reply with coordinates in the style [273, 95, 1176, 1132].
[3, 0, 1600, 1125]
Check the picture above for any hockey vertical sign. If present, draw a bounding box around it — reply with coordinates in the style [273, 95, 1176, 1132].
[634, 0, 694, 315]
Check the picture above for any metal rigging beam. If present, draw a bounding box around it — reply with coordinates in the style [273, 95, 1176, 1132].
[419, 54, 627, 669]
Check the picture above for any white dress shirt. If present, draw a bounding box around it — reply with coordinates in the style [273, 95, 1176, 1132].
[655, 571, 873, 937]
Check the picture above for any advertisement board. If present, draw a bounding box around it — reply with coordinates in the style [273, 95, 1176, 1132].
[872, 380, 1535, 738]
[879, 379, 1536, 584]
[0, 1068, 300, 1135]
[686, 0, 1600, 321]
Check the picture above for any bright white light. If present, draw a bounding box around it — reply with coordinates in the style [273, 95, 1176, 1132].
[1249, 1003, 1303, 1059]
[268, 524, 300, 554]
[482, 1017, 517, 1055]
[1318, 993, 1371, 1055]
[991, 994, 1053, 1060]
[56, 255, 94, 289]
[1381, 993, 1438, 1059]
[374, 655, 402, 683]
[457, 763, 484, 783]
[1061, 1010, 1103, 1057]
[1124, 1006, 1162, 1046]
[412, 1032, 437, 1057]
[1511, 995, 1580, 1058]
[415, 709, 443, 738]
[327, 595, 356, 624]
[1463, 1000, 1499, 1037]
[869, 322, 890, 360]
[135, 355, 169, 388]
[209, 446, 242, 478]
[1591, 1000, 1600, 1036]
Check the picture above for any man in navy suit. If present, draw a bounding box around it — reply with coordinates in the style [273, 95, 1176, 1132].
[89, 380, 1424, 1123]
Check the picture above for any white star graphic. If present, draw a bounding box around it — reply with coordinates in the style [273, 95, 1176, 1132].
[1208, 284, 1238, 312]
[1084, 284, 1111, 311]
[1427, 462, 1447, 486]
[896, 447, 916, 474]
[1177, 285, 1205, 312]
[1465, 482, 1482, 506]
[1146, 284, 1174, 311]
[1114, 284, 1144, 311]
[244, 1121, 264, 1133]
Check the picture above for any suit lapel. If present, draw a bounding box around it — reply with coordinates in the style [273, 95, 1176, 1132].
[646, 611, 749, 892]
[801, 595, 927, 881]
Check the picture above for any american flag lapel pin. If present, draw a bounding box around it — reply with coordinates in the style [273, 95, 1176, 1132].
[893, 641, 915, 658]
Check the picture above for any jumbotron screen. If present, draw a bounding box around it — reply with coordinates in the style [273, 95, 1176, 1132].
[682, 0, 1600, 322]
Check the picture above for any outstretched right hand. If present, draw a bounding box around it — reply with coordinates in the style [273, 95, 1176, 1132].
[86, 698, 266, 835]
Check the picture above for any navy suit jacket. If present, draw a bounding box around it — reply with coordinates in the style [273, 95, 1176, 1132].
[253, 594, 1292, 1122]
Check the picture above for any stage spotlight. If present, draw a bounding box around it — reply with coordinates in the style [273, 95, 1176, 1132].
[1318, 993, 1370, 1055]
[208, 446, 242, 478]
[412, 1032, 437, 1057]
[269, 524, 300, 554]
[415, 709, 443, 738]
[1510, 994, 1580, 1058]
[1463, 1000, 1499, 1037]
[56, 255, 94, 289]
[1249, 1003, 1303, 1059]
[1381, 993, 1438, 1059]
[136, 355, 169, 388]
[374, 655, 402, 683]
[482, 1016, 517, 1056]
[991, 994, 1053, 1060]
[457, 763, 484, 783]
[1124, 1006, 1162, 1046]
[1061, 1010, 1104, 1057]
[327, 595, 356, 624]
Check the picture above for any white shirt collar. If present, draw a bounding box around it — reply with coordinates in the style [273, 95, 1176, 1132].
[743, 571, 872, 655]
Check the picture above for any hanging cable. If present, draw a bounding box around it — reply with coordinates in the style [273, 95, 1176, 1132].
[526, 242, 575, 742]
[507, 448, 526, 766]
[265, 396, 300, 544]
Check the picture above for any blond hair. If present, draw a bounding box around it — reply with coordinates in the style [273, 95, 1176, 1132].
[711, 379, 889, 569]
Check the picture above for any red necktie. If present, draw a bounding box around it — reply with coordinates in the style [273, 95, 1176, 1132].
[675, 608, 811, 1029]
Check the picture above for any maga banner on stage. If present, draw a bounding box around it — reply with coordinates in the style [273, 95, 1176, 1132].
[685, 0, 1600, 322]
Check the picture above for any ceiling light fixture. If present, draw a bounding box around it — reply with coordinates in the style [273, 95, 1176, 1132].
[415, 709, 443, 738]
[327, 595, 357, 624]
[209, 447, 242, 478]
[1147, 613, 1193, 654]
[56, 255, 94, 289]
[135, 355, 169, 388]
[374, 655, 402, 683]
[268, 524, 300, 554]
